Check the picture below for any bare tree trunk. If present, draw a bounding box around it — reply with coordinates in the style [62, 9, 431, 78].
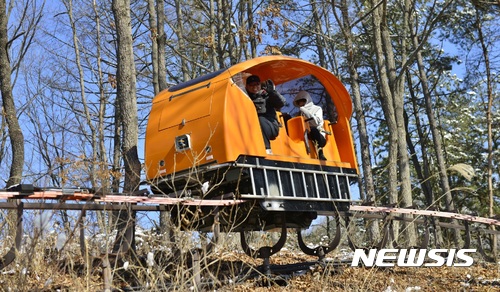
[148, 0, 171, 238]
[475, 7, 497, 258]
[0, 0, 24, 188]
[112, 97, 121, 194]
[411, 32, 460, 246]
[221, 0, 236, 65]
[370, 0, 417, 246]
[237, 0, 246, 61]
[92, 0, 112, 232]
[65, 0, 98, 189]
[0, 0, 26, 244]
[392, 0, 416, 247]
[335, 0, 380, 243]
[93, 0, 109, 189]
[406, 77, 444, 247]
[147, 0, 160, 96]
[156, 0, 168, 91]
[247, 0, 257, 58]
[208, 0, 219, 69]
[112, 0, 141, 191]
[370, 0, 401, 243]
[112, 0, 141, 253]
[310, 0, 326, 68]
[239, 1, 250, 60]
[174, 0, 189, 80]
[0, 114, 6, 166]
[215, 0, 225, 68]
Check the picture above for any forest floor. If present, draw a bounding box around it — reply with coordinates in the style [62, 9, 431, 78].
[215, 250, 500, 292]
[24, 250, 499, 291]
[1, 243, 499, 291]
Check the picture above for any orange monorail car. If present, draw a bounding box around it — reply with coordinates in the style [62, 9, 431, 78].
[145, 56, 358, 232]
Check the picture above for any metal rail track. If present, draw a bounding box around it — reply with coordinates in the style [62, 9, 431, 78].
[0, 186, 498, 289]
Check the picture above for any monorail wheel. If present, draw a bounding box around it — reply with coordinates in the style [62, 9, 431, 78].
[297, 214, 342, 261]
[240, 216, 288, 276]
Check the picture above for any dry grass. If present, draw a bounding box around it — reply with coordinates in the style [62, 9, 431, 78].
[0, 208, 498, 291]
[1, 238, 499, 291]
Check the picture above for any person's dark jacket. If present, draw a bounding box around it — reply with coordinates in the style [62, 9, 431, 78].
[248, 87, 286, 121]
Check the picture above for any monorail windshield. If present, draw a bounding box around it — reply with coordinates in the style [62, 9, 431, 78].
[276, 74, 338, 124]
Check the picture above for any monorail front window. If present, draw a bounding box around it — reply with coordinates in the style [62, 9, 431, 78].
[276, 75, 338, 124]
[231, 73, 338, 123]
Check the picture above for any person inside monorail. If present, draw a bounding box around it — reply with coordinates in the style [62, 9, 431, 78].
[293, 90, 327, 160]
[244, 75, 286, 154]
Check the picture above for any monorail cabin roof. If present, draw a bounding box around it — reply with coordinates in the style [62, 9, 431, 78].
[145, 56, 358, 181]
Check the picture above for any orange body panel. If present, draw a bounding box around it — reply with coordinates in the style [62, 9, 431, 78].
[145, 56, 358, 180]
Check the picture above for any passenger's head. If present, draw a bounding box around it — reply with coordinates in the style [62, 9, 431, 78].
[245, 75, 261, 94]
[293, 91, 312, 107]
